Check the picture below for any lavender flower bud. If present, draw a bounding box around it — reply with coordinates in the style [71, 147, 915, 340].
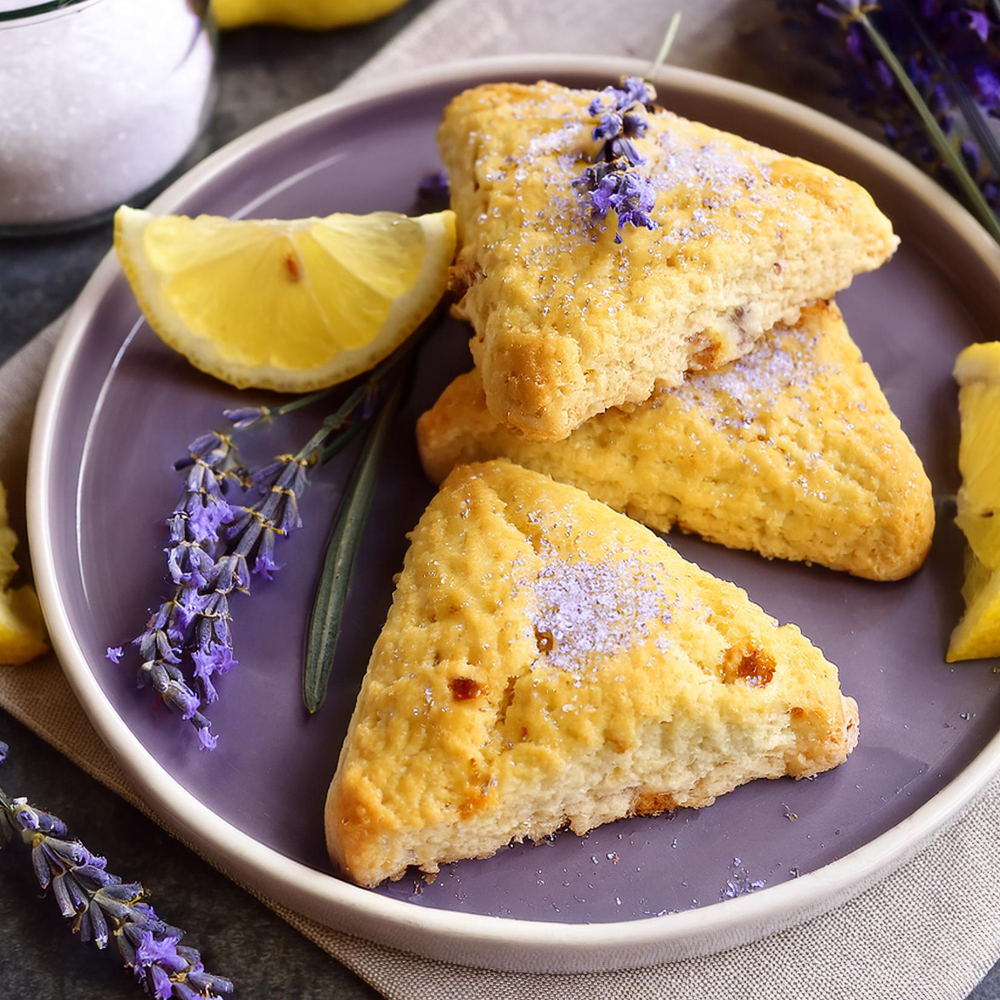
[223, 405, 270, 431]
[593, 111, 623, 141]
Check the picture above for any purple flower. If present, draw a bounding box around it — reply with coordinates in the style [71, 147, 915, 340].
[186, 497, 235, 546]
[970, 9, 990, 42]
[253, 547, 281, 582]
[576, 74, 659, 240]
[197, 726, 218, 752]
[620, 76, 654, 107]
[175, 590, 211, 630]
[223, 404, 269, 430]
[166, 538, 216, 589]
[974, 64, 1000, 107]
[106, 646, 124, 664]
[593, 111, 623, 141]
[786, 0, 1000, 214]
[587, 86, 622, 115]
[0, 745, 232, 997]
[191, 643, 238, 705]
[136, 930, 185, 970]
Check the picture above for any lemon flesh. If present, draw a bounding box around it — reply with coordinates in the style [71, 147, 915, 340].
[0, 586, 49, 666]
[114, 206, 456, 392]
[213, 0, 409, 31]
[949, 342, 1000, 661]
[948, 556, 1000, 662]
[0, 480, 48, 665]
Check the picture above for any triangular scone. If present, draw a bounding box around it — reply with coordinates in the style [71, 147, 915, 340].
[417, 302, 934, 582]
[325, 461, 858, 887]
[438, 81, 898, 441]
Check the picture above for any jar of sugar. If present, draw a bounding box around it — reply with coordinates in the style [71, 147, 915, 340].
[0, 0, 216, 234]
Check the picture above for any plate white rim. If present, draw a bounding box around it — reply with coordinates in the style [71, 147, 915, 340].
[26, 53, 1000, 971]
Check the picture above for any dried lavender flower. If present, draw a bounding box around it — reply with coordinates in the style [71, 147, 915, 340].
[111, 340, 418, 749]
[576, 75, 660, 242]
[0, 745, 232, 999]
[221, 405, 270, 431]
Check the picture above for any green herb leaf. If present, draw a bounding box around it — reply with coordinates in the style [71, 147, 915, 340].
[302, 372, 406, 714]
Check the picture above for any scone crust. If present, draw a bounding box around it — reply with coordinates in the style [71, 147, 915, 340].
[326, 461, 858, 887]
[417, 302, 934, 581]
[438, 81, 898, 440]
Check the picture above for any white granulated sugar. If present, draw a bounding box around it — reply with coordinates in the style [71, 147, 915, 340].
[530, 540, 672, 672]
[526, 119, 583, 158]
[654, 133, 772, 199]
[666, 326, 835, 431]
[0, 0, 214, 226]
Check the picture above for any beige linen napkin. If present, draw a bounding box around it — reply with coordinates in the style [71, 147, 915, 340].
[5, 2, 1000, 996]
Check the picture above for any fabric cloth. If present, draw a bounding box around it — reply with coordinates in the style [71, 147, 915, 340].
[3, 2, 1000, 997]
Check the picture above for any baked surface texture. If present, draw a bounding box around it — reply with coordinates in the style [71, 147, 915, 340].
[437, 81, 899, 440]
[325, 461, 858, 887]
[417, 302, 934, 582]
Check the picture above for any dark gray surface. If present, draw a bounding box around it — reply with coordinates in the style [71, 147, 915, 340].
[0, 7, 425, 999]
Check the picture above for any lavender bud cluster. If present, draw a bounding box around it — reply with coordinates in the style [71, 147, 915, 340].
[110, 408, 309, 750]
[0, 742, 232, 999]
[575, 76, 660, 241]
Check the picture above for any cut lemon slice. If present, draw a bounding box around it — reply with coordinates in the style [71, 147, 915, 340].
[948, 554, 1000, 662]
[949, 341, 1000, 662]
[954, 343, 1000, 570]
[0, 480, 47, 665]
[213, 0, 409, 31]
[0, 586, 49, 666]
[114, 206, 456, 392]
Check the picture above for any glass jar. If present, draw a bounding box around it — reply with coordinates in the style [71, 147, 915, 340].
[0, 0, 216, 235]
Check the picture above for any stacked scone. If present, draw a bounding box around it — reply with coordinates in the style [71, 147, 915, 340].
[326, 81, 933, 886]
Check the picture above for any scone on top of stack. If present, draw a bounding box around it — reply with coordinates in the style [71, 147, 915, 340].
[326, 461, 858, 888]
[438, 80, 899, 441]
[418, 302, 935, 581]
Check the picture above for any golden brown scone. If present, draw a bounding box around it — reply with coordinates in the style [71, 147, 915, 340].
[438, 81, 899, 441]
[325, 461, 858, 887]
[418, 302, 933, 582]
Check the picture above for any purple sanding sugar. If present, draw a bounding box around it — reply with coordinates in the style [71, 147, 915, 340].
[529, 537, 672, 672]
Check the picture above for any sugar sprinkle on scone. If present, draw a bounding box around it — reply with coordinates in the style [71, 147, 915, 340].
[417, 302, 933, 581]
[438, 81, 899, 440]
[325, 461, 858, 887]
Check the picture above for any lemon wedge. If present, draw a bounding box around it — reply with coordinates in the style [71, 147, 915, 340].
[948, 342, 1000, 662]
[0, 480, 48, 665]
[114, 206, 456, 392]
[212, 0, 409, 31]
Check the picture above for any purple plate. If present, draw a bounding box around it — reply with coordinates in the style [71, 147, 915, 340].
[28, 57, 1000, 972]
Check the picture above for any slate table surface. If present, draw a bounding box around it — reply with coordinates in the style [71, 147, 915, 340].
[2, 3, 1000, 997]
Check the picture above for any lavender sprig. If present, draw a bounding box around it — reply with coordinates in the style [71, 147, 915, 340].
[575, 76, 660, 242]
[784, 0, 1000, 241]
[113, 347, 416, 748]
[118, 430, 242, 750]
[0, 741, 232, 999]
